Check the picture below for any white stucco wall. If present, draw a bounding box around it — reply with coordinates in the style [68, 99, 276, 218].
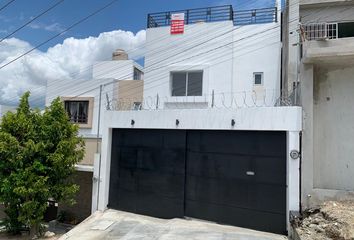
[92, 60, 143, 80]
[143, 19, 281, 109]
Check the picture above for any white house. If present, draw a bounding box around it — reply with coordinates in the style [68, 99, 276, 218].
[283, 0, 354, 209]
[96, 2, 302, 235]
[45, 49, 144, 221]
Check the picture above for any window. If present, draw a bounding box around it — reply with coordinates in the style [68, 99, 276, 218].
[133, 67, 143, 80]
[338, 22, 354, 38]
[253, 72, 263, 85]
[64, 101, 89, 124]
[171, 71, 203, 96]
[132, 102, 142, 110]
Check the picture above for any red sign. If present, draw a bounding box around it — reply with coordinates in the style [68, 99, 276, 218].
[171, 13, 185, 35]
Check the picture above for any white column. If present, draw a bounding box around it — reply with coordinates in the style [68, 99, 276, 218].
[91, 153, 101, 213]
[97, 127, 112, 211]
[287, 131, 301, 231]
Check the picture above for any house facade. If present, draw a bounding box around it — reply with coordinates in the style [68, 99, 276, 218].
[283, 0, 354, 209]
[97, 2, 302, 235]
[45, 50, 144, 221]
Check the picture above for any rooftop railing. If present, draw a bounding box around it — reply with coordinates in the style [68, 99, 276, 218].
[234, 7, 277, 25]
[147, 5, 277, 28]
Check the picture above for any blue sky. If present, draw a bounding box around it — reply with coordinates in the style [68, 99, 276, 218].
[0, 0, 276, 50]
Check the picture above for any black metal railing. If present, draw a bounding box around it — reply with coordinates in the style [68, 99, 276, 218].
[234, 7, 277, 25]
[147, 6, 277, 29]
[147, 5, 234, 28]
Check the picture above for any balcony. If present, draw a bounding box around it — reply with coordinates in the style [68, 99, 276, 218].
[302, 22, 354, 64]
[147, 5, 277, 28]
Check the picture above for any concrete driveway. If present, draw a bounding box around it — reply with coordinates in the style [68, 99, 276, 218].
[59, 210, 287, 240]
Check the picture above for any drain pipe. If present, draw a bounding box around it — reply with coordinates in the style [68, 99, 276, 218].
[93, 84, 103, 213]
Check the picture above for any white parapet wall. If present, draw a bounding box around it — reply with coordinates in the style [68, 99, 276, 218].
[96, 107, 302, 230]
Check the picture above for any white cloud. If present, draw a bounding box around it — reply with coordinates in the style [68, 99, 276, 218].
[28, 22, 65, 33]
[0, 29, 146, 107]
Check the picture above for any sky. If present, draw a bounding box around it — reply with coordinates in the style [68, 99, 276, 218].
[0, 0, 276, 107]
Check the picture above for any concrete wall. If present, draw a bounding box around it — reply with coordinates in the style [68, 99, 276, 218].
[313, 65, 354, 191]
[116, 80, 144, 110]
[58, 171, 93, 223]
[295, 1, 354, 209]
[300, 3, 354, 24]
[144, 19, 281, 109]
[80, 138, 101, 166]
[300, 61, 354, 208]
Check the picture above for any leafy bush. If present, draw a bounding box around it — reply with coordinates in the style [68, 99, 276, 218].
[0, 92, 85, 237]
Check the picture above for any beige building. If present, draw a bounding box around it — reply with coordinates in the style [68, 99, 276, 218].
[45, 49, 144, 221]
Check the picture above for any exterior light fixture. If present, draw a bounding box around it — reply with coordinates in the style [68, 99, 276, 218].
[176, 119, 180, 126]
[131, 120, 135, 126]
[231, 119, 236, 127]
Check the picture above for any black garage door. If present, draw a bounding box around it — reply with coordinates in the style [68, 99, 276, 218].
[109, 129, 286, 234]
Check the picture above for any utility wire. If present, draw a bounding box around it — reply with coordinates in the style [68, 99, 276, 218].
[0, 0, 118, 70]
[0, 0, 15, 13]
[0, 0, 65, 43]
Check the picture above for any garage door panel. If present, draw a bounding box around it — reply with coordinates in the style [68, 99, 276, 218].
[187, 152, 251, 180]
[255, 157, 286, 184]
[188, 131, 286, 158]
[187, 131, 257, 155]
[138, 149, 186, 175]
[137, 171, 185, 199]
[111, 189, 137, 213]
[119, 149, 137, 168]
[136, 194, 184, 218]
[256, 133, 287, 157]
[185, 200, 286, 234]
[109, 129, 186, 220]
[186, 176, 285, 214]
[116, 169, 136, 191]
[109, 129, 286, 234]
[187, 152, 285, 185]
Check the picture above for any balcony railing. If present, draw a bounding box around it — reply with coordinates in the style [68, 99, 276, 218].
[147, 5, 277, 28]
[302, 23, 338, 41]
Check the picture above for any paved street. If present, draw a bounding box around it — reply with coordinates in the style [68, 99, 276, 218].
[59, 210, 287, 240]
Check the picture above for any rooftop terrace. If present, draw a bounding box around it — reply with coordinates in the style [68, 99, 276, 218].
[147, 5, 277, 28]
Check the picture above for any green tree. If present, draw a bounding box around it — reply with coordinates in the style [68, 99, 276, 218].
[0, 92, 85, 237]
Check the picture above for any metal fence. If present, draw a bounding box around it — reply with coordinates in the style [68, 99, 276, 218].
[147, 6, 277, 28]
[106, 87, 300, 111]
[233, 7, 277, 25]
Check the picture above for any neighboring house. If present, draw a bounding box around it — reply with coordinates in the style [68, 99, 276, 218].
[283, 0, 354, 209]
[96, 3, 302, 235]
[45, 49, 144, 221]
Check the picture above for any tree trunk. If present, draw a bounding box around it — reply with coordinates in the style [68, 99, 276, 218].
[29, 223, 39, 239]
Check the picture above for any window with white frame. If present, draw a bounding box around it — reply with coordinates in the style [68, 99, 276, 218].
[171, 71, 203, 96]
[253, 72, 263, 86]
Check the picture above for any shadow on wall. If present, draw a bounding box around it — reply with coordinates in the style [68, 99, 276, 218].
[58, 171, 93, 224]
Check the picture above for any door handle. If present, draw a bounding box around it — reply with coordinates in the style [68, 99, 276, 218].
[246, 171, 255, 176]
